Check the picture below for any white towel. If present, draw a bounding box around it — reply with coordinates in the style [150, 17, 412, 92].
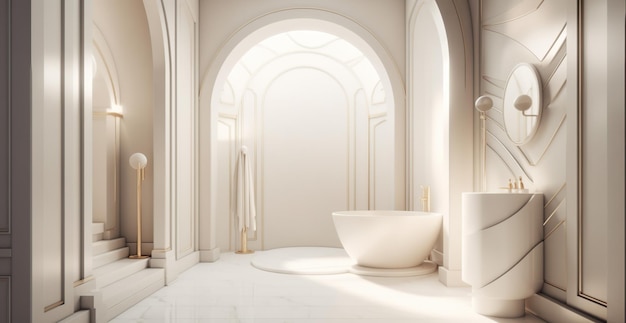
[234, 146, 257, 232]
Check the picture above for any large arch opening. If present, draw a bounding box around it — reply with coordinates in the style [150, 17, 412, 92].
[407, 0, 473, 286]
[203, 17, 405, 252]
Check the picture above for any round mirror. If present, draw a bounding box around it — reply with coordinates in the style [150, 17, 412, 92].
[503, 63, 542, 145]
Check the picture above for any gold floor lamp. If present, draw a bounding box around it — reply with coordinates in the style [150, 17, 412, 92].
[129, 152, 149, 259]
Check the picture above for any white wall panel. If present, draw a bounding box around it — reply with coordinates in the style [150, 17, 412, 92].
[216, 117, 238, 250]
[262, 68, 348, 248]
[30, 0, 93, 321]
[572, 0, 609, 316]
[175, 0, 197, 259]
[33, 0, 65, 310]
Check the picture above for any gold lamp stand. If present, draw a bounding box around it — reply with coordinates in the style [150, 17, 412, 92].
[129, 153, 149, 259]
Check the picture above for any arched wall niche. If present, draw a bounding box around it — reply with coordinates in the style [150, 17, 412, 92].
[91, 23, 123, 240]
[198, 9, 406, 257]
[407, 0, 473, 287]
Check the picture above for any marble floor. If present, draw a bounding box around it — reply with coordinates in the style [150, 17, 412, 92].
[110, 251, 546, 323]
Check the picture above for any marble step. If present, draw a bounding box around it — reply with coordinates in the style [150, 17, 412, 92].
[92, 222, 105, 242]
[92, 237, 126, 256]
[103, 268, 165, 321]
[93, 257, 150, 288]
[93, 246, 130, 269]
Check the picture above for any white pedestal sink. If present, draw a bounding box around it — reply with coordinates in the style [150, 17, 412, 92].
[461, 192, 544, 318]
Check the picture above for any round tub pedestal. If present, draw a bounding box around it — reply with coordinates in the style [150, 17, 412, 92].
[350, 261, 437, 277]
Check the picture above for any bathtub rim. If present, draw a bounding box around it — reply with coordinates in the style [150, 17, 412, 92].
[332, 210, 442, 217]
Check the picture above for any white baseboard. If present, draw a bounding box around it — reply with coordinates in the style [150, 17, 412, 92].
[438, 266, 468, 287]
[526, 293, 602, 323]
[200, 248, 220, 262]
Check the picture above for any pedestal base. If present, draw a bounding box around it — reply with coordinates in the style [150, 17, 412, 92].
[473, 297, 525, 318]
[235, 249, 254, 254]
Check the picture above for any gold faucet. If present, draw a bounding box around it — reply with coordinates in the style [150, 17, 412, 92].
[420, 185, 430, 212]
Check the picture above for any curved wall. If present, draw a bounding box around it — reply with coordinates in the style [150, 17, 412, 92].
[93, 0, 154, 246]
[407, 0, 474, 286]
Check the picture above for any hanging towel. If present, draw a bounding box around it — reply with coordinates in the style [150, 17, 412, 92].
[234, 146, 257, 232]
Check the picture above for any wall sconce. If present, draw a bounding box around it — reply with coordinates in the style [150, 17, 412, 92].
[513, 94, 538, 117]
[106, 104, 124, 118]
[475, 95, 492, 192]
[129, 152, 149, 259]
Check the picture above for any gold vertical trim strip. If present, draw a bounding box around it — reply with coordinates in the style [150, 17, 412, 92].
[576, 0, 584, 299]
[58, 0, 67, 310]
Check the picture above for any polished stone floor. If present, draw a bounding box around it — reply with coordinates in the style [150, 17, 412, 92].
[109, 250, 545, 323]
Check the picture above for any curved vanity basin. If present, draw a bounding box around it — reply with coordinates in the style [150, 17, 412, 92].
[461, 192, 544, 318]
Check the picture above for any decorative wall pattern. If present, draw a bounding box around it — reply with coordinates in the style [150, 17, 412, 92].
[480, 0, 569, 299]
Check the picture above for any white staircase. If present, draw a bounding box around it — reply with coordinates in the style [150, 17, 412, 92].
[92, 222, 165, 321]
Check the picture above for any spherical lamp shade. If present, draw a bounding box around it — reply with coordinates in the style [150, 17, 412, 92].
[129, 153, 148, 170]
[514, 94, 533, 112]
[474, 96, 493, 112]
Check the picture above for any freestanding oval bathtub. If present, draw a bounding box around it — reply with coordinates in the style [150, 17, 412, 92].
[332, 210, 442, 269]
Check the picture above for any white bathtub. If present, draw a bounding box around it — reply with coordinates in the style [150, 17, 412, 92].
[332, 210, 442, 269]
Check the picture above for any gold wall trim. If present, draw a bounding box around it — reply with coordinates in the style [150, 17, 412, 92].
[73, 275, 94, 287]
[545, 182, 566, 209]
[486, 132, 534, 183]
[544, 219, 565, 240]
[517, 115, 566, 166]
[543, 198, 565, 226]
[44, 300, 64, 313]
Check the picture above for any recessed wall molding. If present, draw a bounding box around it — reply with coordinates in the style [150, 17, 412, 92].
[0, 7, 8, 234]
[0, 249, 11, 258]
[0, 277, 9, 322]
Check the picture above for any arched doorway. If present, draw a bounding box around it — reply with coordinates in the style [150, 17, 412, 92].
[407, 0, 473, 286]
[200, 14, 406, 253]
